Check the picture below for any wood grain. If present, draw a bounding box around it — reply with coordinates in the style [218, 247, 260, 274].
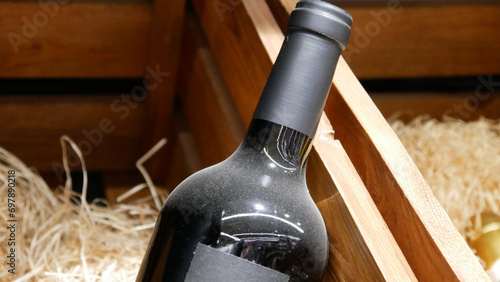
[176, 10, 246, 167]
[190, 0, 416, 279]
[312, 117, 416, 281]
[165, 107, 204, 192]
[141, 0, 186, 180]
[268, 0, 500, 79]
[0, 95, 145, 174]
[192, 0, 274, 125]
[0, 2, 150, 77]
[326, 56, 489, 280]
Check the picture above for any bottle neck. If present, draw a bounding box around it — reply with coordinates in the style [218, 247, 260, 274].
[238, 119, 313, 174]
[251, 30, 342, 138]
[234, 0, 351, 176]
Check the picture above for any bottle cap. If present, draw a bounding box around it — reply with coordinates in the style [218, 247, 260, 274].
[289, 0, 353, 49]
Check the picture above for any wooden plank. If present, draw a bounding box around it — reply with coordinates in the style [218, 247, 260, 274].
[268, 0, 500, 79]
[311, 117, 416, 281]
[0, 95, 145, 174]
[0, 2, 150, 78]
[140, 0, 186, 180]
[328, 58, 490, 280]
[371, 92, 500, 122]
[165, 106, 204, 191]
[317, 194, 385, 282]
[191, 0, 416, 279]
[176, 9, 245, 167]
[192, 0, 275, 125]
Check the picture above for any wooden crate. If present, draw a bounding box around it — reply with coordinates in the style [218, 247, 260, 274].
[172, 0, 500, 280]
[0, 0, 187, 178]
[1, 0, 499, 280]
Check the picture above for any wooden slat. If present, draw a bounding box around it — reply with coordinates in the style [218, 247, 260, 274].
[176, 9, 245, 167]
[326, 57, 491, 281]
[165, 135, 194, 192]
[165, 107, 204, 191]
[141, 0, 186, 179]
[311, 117, 416, 281]
[0, 2, 150, 77]
[191, 0, 275, 126]
[269, 2, 488, 280]
[0, 95, 145, 174]
[190, 0, 416, 279]
[268, 0, 500, 79]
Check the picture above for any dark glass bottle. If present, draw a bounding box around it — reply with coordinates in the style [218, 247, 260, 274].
[137, 1, 352, 281]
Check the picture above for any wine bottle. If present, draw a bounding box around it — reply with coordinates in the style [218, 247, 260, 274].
[137, 1, 352, 281]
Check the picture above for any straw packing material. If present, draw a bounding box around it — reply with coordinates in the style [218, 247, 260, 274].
[0, 137, 165, 281]
[390, 116, 500, 237]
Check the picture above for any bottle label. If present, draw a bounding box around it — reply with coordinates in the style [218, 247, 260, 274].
[185, 243, 290, 282]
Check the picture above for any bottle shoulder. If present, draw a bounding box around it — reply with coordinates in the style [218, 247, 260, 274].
[168, 154, 309, 205]
[164, 157, 324, 232]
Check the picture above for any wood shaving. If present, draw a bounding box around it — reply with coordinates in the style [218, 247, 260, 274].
[0, 136, 167, 281]
[390, 116, 500, 238]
